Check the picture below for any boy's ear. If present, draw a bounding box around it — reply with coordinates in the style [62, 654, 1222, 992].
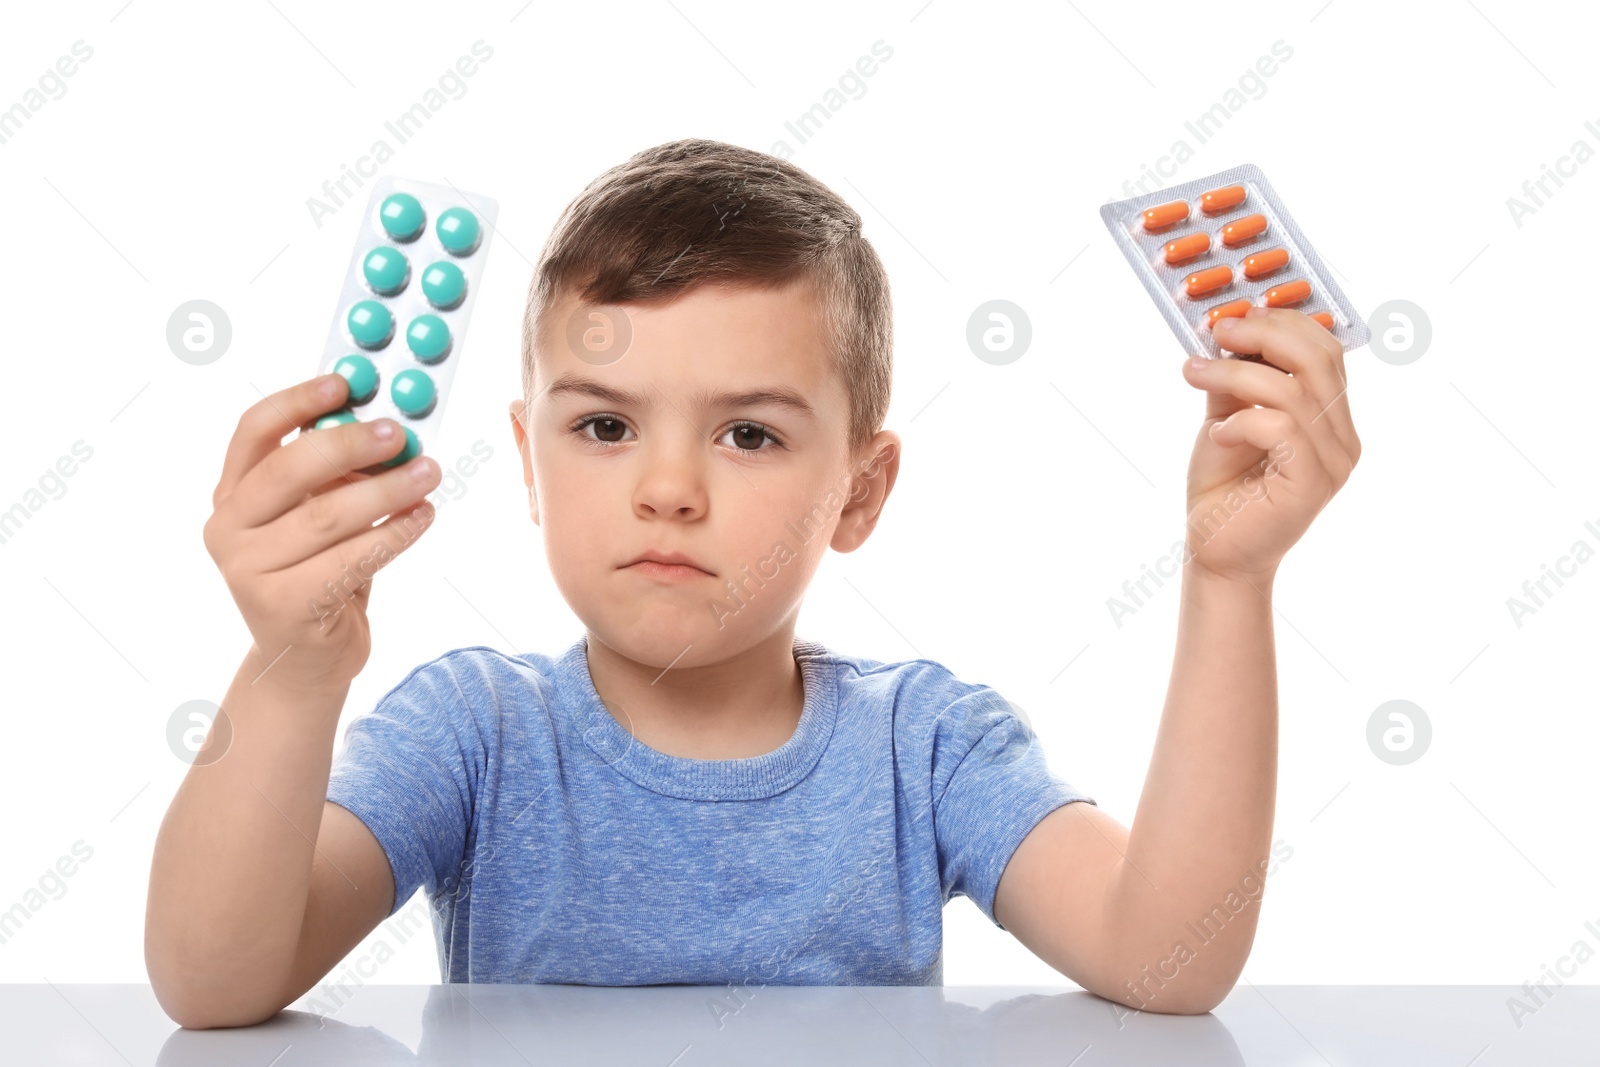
[831, 430, 901, 553]
[508, 397, 539, 526]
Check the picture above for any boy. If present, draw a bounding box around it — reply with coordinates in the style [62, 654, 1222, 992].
[146, 139, 1359, 1029]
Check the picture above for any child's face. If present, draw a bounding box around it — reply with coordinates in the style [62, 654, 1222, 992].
[509, 279, 897, 670]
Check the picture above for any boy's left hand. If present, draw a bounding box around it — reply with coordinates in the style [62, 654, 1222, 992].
[1178, 306, 1361, 585]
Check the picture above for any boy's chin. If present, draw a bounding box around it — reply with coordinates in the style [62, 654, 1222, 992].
[592, 608, 795, 674]
[588, 615, 725, 671]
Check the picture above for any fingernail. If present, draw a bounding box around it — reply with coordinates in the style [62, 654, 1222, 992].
[1246, 305, 1270, 317]
[1214, 317, 1237, 331]
[410, 456, 434, 480]
[374, 419, 396, 438]
[1187, 356, 1209, 372]
[320, 376, 340, 399]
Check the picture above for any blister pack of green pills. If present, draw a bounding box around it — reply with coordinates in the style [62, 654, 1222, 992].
[310, 175, 498, 470]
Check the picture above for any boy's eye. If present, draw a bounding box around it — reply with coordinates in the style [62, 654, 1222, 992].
[577, 416, 631, 444]
[571, 416, 783, 453]
[719, 422, 782, 452]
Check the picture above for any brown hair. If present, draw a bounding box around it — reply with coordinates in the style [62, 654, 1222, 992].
[520, 139, 893, 454]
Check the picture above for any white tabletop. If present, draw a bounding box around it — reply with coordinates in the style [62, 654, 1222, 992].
[15, 983, 1596, 1065]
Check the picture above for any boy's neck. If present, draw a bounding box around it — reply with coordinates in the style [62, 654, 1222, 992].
[583, 626, 805, 761]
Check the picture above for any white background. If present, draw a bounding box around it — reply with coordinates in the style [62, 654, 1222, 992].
[1, 0, 1595, 1012]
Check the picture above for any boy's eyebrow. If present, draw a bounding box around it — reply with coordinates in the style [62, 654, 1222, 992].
[543, 373, 818, 419]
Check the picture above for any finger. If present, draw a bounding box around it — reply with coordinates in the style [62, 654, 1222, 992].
[1184, 357, 1354, 488]
[215, 374, 350, 507]
[1199, 365, 1255, 426]
[1215, 306, 1347, 395]
[1207, 406, 1334, 501]
[254, 455, 441, 573]
[300, 496, 438, 603]
[228, 416, 412, 528]
[1217, 305, 1345, 367]
[304, 464, 379, 502]
[1211, 308, 1357, 457]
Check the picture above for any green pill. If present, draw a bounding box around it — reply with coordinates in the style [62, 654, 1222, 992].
[362, 247, 410, 295]
[379, 192, 425, 242]
[421, 260, 466, 309]
[332, 354, 379, 404]
[436, 207, 480, 255]
[314, 409, 357, 430]
[379, 425, 421, 469]
[391, 369, 437, 417]
[406, 313, 451, 363]
[347, 301, 393, 349]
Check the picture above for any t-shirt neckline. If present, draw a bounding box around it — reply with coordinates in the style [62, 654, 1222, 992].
[558, 633, 838, 801]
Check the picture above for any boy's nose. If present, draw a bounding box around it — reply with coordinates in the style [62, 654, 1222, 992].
[631, 450, 710, 521]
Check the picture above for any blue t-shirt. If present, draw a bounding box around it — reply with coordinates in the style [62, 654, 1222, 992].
[325, 634, 1096, 985]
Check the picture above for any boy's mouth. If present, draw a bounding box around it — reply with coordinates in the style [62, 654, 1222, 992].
[622, 550, 716, 580]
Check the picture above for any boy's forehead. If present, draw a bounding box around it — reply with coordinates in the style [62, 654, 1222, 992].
[538, 281, 837, 402]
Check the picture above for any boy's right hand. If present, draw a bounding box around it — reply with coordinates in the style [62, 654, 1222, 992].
[202, 373, 442, 691]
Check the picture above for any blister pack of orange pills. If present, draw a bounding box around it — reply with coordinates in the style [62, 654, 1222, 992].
[1099, 163, 1369, 360]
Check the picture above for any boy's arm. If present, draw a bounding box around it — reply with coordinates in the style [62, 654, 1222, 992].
[995, 568, 1276, 1015]
[145, 651, 396, 1029]
[148, 374, 438, 1029]
[994, 308, 1359, 1015]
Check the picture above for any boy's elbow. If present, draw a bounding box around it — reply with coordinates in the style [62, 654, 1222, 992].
[1092, 986, 1226, 1016]
[152, 992, 222, 1032]
[151, 980, 289, 1031]
[1146, 985, 1229, 1015]
[146, 943, 292, 1030]
[1084, 968, 1235, 1017]
[1141, 970, 1238, 1015]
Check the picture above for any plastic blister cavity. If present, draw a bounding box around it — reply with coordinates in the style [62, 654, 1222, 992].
[1099, 163, 1369, 360]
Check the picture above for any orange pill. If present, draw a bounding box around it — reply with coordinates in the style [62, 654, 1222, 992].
[1264, 279, 1312, 308]
[1184, 265, 1233, 298]
[1205, 299, 1253, 328]
[1241, 247, 1290, 279]
[1142, 199, 1190, 232]
[1163, 232, 1210, 265]
[1200, 185, 1247, 215]
[1310, 312, 1334, 330]
[1221, 213, 1268, 247]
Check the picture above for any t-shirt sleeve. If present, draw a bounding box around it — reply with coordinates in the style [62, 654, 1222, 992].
[931, 687, 1096, 930]
[326, 655, 481, 919]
